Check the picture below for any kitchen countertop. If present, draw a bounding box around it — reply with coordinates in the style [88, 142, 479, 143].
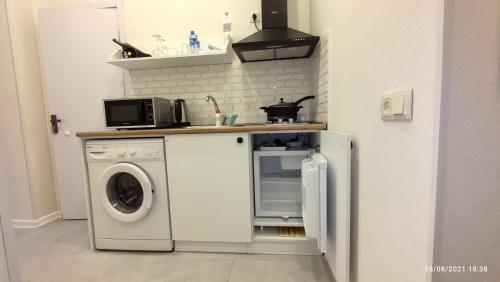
[76, 123, 327, 138]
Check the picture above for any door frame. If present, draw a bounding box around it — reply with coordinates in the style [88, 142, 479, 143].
[37, 0, 127, 218]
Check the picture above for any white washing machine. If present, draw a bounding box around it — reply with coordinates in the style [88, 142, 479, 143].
[86, 138, 173, 251]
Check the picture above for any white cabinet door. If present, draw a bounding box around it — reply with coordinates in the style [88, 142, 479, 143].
[301, 153, 327, 253]
[165, 133, 252, 243]
[320, 131, 351, 282]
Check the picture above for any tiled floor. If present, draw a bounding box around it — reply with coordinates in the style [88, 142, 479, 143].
[15, 220, 334, 282]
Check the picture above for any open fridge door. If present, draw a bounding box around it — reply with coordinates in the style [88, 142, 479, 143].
[301, 154, 327, 253]
[320, 131, 351, 282]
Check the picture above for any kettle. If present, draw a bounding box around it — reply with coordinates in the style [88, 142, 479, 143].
[174, 99, 191, 126]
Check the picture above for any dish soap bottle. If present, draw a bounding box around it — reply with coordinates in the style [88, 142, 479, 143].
[215, 109, 222, 127]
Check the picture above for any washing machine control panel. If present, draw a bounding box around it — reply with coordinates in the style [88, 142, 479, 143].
[86, 142, 164, 161]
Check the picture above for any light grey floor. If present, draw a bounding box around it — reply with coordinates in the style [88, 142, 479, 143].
[15, 220, 334, 282]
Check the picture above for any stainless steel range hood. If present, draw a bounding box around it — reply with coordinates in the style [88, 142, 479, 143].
[232, 0, 320, 63]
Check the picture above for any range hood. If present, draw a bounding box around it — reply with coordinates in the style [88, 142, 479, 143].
[232, 0, 320, 63]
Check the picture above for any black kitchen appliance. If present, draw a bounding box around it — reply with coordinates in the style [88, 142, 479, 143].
[112, 38, 151, 59]
[173, 99, 191, 127]
[259, 96, 315, 122]
[104, 97, 173, 129]
[232, 0, 320, 62]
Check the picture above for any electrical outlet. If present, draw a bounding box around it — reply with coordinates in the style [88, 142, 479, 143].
[380, 89, 413, 121]
[249, 11, 261, 23]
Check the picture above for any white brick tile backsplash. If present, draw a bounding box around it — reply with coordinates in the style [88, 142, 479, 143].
[154, 74, 170, 81]
[146, 69, 161, 75]
[185, 73, 201, 79]
[127, 36, 329, 125]
[170, 73, 185, 80]
[162, 81, 177, 87]
[147, 81, 162, 88]
[161, 68, 176, 74]
[201, 72, 217, 78]
[176, 66, 192, 73]
[140, 76, 154, 82]
[202, 85, 218, 92]
[130, 69, 145, 76]
[193, 79, 209, 85]
[155, 88, 170, 94]
[170, 87, 185, 93]
[210, 78, 225, 85]
[186, 86, 202, 93]
[178, 80, 193, 86]
[276, 74, 294, 81]
[193, 65, 209, 72]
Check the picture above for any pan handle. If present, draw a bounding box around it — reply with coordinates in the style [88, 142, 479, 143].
[295, 95, 315, 105]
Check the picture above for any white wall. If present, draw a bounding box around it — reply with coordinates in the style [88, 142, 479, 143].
[310, 0, 443, 281]
[0, 0, 34, 222]
[0, 0, 21, 280]
[36, 0, 103, 7]
[124, 0, 309, 45]
[6, 0, 58, 220]
[122, 0, 318, 125]
[0, 223, 9, 282]
[433, 0, 500, 281]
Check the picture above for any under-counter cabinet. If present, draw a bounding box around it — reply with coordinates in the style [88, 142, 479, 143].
[251, 131, 352, 282]
[164, 133, 253, 243]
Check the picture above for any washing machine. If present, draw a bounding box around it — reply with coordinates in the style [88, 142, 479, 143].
[86, 138, 173, 251]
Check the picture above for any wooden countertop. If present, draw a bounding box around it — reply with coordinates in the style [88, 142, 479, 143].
[76, 123, 327, 138]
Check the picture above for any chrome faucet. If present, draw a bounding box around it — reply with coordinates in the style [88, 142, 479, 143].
[205, 95, 221, 113]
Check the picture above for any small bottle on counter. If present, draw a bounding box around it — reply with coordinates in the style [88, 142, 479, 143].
[215, 110, 222, 127]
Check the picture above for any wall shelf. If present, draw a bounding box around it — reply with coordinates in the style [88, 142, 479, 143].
[107, 40, 233, 70]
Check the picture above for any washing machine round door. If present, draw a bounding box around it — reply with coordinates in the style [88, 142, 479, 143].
[99, 163, 154, 223]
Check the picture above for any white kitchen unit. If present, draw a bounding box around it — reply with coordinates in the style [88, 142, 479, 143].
[164, 133, 253, 244]
[251, 131, 352, 282]
[163, 130, 351, 282]
[78, 126, 350, 282]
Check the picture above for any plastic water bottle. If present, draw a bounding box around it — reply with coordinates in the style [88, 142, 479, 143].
[189, 31, 198, 54]
[222, 11, 232, 42]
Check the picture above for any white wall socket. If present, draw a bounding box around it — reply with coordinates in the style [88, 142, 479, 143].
[249, 11, 261, 23]
[381, 89, 413, 121]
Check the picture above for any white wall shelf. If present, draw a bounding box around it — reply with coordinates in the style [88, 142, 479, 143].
[107, 40, 233, 70]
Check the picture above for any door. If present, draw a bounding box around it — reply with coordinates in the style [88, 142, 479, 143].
[302, 153, 327, 253]
[320, 131, 351, 282]
[38, 2, 124, 219]
[99, 163, 154, 223]
[165, 133, 253, 243]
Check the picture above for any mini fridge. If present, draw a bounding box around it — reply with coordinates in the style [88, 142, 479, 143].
[253, 149, 312, 218]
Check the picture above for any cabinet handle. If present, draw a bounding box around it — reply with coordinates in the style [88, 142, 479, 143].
[237, 137, 244, 144]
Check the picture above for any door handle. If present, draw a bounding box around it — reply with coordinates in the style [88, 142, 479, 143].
[50, 114, 62, 134]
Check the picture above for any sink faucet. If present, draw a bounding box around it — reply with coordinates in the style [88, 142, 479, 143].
[205, 95, 221, 113]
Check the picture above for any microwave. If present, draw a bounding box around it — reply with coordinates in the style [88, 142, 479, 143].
[104, 97, 173, 129]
